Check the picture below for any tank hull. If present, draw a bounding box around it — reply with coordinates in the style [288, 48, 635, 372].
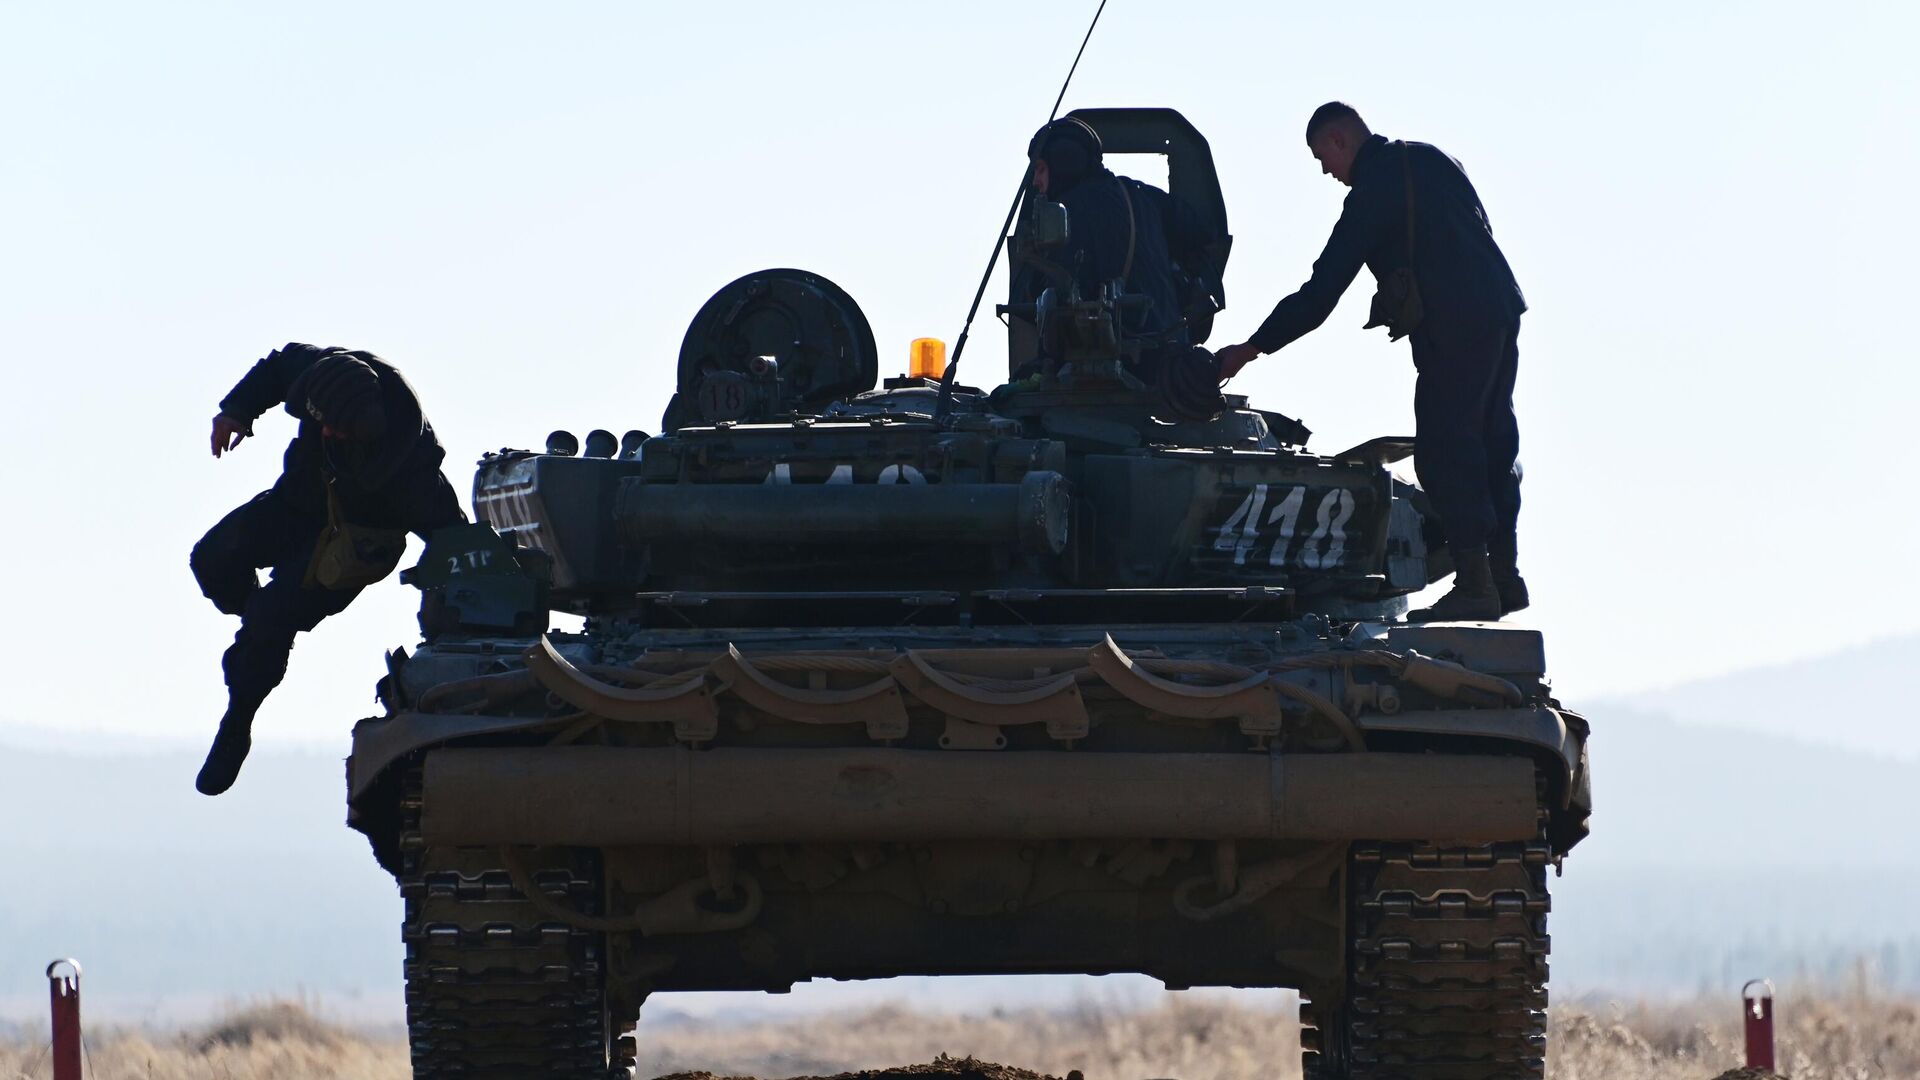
[351, 618, 1584, 1078]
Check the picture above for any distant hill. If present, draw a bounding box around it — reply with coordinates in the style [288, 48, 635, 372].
[0, 739, 403, 1023]
[1567, 704, 1915, 868]
[5, 635, 1918, 1022]
[1604, 631, 1920, 761]
[1549, 704, 1920, 993]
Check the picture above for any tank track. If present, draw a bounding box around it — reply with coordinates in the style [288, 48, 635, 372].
[1301, 836, 1552, 1080]
[399, 768, 630, 1079]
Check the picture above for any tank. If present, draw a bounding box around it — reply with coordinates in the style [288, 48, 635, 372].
[346, 108, 1592, 1080]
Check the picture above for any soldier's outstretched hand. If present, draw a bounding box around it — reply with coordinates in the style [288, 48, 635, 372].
[1215, 342, 1262, 381]
[211, 414, 250, 458]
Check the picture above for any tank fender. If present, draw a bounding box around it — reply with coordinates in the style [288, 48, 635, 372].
[347, 711, 568, 804]
[1356, 706, 1580, 799]
[1358, 704, 1593, 852]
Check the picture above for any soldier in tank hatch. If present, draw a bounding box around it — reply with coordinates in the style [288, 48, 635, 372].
[191, 344, 466, 796]
[1215, 102, 1528, 623]
[1015, 117, 1221, 357]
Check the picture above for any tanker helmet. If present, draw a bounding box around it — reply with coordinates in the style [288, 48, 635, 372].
[1028, 117, 1103, 197]
[305, 352, 387, 442]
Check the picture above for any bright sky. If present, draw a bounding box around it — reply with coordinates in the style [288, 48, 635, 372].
[3, 1, 1916, 746]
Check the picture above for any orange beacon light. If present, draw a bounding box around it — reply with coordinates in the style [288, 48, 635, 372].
[909, 338, 947, 380]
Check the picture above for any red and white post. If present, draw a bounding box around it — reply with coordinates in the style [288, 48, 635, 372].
[1742, 978, 1776, 1071]
[47, 958, 82, 1080]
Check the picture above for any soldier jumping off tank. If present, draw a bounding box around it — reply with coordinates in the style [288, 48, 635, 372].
[1215, 102, 1528, 622]
[190, 344, 465, 795]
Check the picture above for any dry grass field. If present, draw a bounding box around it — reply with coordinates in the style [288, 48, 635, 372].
[2, 992, 1913, 1080]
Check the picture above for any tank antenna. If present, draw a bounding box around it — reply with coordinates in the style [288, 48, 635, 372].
[934, 0, 1109, 422]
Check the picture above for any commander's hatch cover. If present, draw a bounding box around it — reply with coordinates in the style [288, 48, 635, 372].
[668, 268, 878, 430]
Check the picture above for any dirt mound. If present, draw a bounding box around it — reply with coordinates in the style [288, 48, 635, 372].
[194, 1000, 347, 1050]
[1709, 1069, 1789, 1080]
[653, 1056, 1073, 1080]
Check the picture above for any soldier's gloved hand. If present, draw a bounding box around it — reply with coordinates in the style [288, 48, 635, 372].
[211, 413, 251, 458]
[1215, 342, 1262, 381]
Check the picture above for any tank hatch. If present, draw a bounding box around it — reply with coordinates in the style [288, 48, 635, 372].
[665, 268, 878, 431]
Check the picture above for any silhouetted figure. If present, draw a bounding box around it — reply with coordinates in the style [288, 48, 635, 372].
[1216, 102, 1527, 622]
[191, 344, 464, 794]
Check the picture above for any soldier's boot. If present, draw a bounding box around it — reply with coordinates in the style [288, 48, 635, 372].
[1408, 547, 1502, 623]
[196, 698, 259, 796]
[1489, 535, 1528, 615]
[201, 617, 296, 795]
[1496, 573, 1530, 615]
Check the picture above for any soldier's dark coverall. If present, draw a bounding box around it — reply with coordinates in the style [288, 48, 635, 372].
[1013, 169, 1220, 349]
[1061, 170, 1202, 340]
[1249, 135, 1527, 566]
[191, 344, 464, 714]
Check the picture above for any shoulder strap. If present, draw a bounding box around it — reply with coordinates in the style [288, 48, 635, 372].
[1401, 142, 1416, 267]
[324, 476, 347, 530]
[1117, 176, 1137, 281]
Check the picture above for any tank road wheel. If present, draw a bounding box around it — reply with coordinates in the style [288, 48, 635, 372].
[1301, 839, 1551, 1080]
[399, 771, 632, 1079]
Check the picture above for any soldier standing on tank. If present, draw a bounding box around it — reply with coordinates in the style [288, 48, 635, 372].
[1215, 103, 1528, 622]
[191, 344, 465, 795]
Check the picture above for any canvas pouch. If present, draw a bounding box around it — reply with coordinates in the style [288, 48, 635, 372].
[305, 481, 406, 591]
[1363, 143, 1425, 342]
